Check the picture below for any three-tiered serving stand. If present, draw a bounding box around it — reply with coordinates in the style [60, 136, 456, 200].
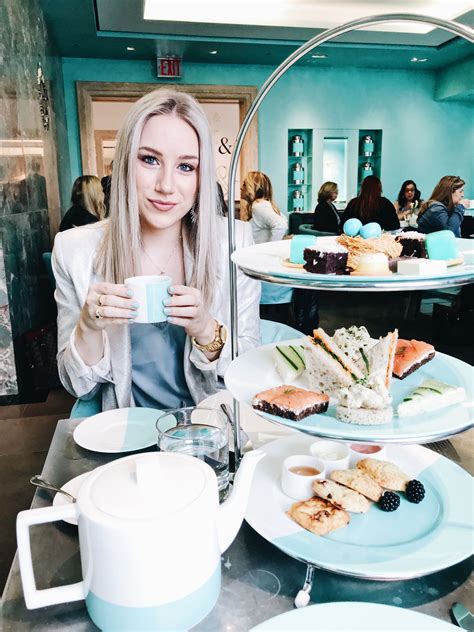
[224, 13, 474, 604]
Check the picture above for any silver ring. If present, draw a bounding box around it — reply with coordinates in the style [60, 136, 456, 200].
[95, 307, 103, 319]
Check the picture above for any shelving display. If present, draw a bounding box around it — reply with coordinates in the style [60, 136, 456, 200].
[288, 129, 313, 213]
[357, 129, 382, 190]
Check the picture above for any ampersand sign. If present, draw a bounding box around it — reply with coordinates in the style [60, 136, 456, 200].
[218, 137, 232, 155]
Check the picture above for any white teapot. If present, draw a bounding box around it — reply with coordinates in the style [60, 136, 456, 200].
[16, 449, 264, 630]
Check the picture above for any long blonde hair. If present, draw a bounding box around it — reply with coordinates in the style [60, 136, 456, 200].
[240, 171, 280, 221]
[71, 175, 106, 220]
[419, 175, 465, 218]
[95, 89, 221, 306]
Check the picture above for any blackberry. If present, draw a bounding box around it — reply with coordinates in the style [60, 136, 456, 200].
[406, 479, 425, 503]
[378, 491, 400, 512]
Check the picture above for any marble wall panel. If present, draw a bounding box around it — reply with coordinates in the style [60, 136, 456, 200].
[0, 0, 64, 398]
[0, 236, 18, 396]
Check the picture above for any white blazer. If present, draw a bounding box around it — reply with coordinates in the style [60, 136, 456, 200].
[52, 217, 261, 410]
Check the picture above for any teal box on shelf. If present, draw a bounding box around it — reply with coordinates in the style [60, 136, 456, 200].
[425, 230, 459, 260]
[290, 235, 317, 264]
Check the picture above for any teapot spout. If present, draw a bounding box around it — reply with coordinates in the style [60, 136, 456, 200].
[217, 449, 265, 554]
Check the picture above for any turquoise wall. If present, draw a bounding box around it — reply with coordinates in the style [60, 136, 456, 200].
[61, 57, 474, 211]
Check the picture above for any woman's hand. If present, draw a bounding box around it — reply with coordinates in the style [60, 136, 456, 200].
[164, 285, 215, 343]
[78, 282, 139, 332]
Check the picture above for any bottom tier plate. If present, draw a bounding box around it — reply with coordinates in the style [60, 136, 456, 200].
[250, 602, 458, 631]
[245, 435, 474, 580]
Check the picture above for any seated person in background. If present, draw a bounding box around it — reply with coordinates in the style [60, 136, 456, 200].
[417, 175, 467, 237]
[394, 179, 422, 220]
[59, 175, 106, 232]
[101, 160, 113, 213]
[342, 175, 400, 231]
[240, 171, 288, 243]
[240, 171, 293, 323]
[52, 88, 260, 411]
[311, 181, 340, 233]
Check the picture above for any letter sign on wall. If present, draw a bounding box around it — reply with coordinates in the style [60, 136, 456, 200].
[157, 57, 182, 78]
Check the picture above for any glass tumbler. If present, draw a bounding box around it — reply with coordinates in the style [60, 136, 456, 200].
[156, 407, 229, 501]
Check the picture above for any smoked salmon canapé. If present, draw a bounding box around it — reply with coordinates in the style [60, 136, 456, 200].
[393, 339, 435, 380]
[252, 385, 329, 421]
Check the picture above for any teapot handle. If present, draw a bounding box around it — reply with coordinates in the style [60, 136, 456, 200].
[16, 505, 85, 609]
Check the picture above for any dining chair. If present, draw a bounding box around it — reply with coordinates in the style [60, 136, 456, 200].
[297, 224, 337, 238]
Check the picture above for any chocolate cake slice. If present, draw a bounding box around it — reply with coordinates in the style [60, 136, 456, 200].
[303, 245, 348, 275]
[395, 232, 426, 258]
[252, 385, 329, 421]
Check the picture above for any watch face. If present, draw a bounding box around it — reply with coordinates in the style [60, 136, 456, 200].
[219, 324, 228, 343]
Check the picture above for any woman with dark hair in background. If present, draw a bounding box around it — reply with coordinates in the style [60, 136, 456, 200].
[311, 181, 340, 233]
[417, 175, 467, 237]
[59, 175, 106, 232]
[394, 179, 422, 220]
[342, 175, 400, 231]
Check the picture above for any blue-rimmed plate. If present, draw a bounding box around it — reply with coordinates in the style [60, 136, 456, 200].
[224, 340, 473, 444]
[73, 408, 162, 453]
[246, 435, 474, 580]
[250, 601, 459, 630]
[231, 239, 474, 288]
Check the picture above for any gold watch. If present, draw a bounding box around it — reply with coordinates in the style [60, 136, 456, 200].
[192, 321, 227, 353]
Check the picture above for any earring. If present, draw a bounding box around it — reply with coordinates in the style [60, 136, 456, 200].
[189, 203, 197, 223]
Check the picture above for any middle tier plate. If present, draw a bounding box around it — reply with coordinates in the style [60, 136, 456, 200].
[224, 339, 473, 444]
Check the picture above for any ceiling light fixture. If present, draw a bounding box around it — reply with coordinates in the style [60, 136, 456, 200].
[127, 46, 135, 51]
[410, 57, 428, 62]
[312, 53, 327, 58]
[209, 50, 218, 55]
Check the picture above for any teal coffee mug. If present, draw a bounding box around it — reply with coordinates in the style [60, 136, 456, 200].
[125, 275, 171, 323]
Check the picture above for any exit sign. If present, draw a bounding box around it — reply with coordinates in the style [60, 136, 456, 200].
[157, 57, 182, 78]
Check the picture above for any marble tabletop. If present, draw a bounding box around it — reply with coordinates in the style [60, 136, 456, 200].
[1, 418, 472, 631]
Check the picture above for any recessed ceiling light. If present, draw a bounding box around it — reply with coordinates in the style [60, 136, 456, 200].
[312, 53, 327, 58]
[127, 46, 135, 51]
[410, 57, 428, 62]
[209, 50, 218, 55]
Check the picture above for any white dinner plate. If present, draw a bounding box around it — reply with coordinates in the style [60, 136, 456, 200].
[246, 435, 474, 580]
[231, 239, 474, 284]
[73, 407, 163, 453]
[224, 340, 474, 443]
[52, 471, 92, 525]
[250, 601, 459, 631]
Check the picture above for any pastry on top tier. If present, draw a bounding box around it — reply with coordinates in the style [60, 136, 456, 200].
[303, 239, 348, 275]
[395, 231, 426, 258]
[350, 253, 391, 276]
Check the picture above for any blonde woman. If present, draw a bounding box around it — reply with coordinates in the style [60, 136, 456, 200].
[240, 171, 292, 318]
[240, 171, 288, 243]
[417, 176, 467, 237]
[59, 175, 106, 231]
[52, 89, 260, 411]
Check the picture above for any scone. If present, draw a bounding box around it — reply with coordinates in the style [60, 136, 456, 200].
[356, 458, 410, 491]
[330, 468, 382, 502]
[287, 497, 350, 536]
[312, 479, 371, 513]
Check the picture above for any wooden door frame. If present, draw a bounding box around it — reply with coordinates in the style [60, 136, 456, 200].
[76, 81, 258, 191]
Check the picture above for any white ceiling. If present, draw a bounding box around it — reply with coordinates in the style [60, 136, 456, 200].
[144, 0, 473, 34]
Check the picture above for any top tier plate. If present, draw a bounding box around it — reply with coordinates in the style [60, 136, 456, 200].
[231, 238, 474, 291]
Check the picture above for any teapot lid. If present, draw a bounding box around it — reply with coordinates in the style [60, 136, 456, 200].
[86, 452, 211, 520]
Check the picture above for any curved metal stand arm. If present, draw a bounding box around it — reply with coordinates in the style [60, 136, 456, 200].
[225, 14, 473, 465]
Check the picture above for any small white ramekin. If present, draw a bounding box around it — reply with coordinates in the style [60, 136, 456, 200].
[281, 454, 326, 500]
[309, 440, 350, 476]
[348, 443, 387, 467]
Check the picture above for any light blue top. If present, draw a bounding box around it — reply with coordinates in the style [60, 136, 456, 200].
[130, 322, 194, 409]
